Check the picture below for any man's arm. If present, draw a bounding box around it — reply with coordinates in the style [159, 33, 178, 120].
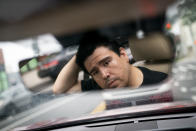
[53, 55, 81, 94]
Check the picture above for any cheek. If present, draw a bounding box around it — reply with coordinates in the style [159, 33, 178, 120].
[115, 62, 129, 81]
[112, 60, 126, 74]
[93, 77, 105, 88]
[110, 59, 122, 70]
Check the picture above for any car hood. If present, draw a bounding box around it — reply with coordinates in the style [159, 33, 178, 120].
[12, 100, 196, 131]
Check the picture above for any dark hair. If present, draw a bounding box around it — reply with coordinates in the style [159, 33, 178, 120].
[76, 31, 121, 74]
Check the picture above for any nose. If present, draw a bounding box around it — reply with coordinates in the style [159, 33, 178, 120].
[100, 68, 110, 79]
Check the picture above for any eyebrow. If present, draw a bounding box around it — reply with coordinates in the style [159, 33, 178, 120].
[89, 56, 111, 74]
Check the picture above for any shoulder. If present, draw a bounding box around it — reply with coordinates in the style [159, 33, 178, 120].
[81, 79, 102, 91]
[138, 66, 168, 86]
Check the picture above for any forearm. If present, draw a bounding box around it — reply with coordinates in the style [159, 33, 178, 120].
[53, 55, 80, 94]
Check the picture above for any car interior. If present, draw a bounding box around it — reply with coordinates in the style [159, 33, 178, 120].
[1, 0, 196, 130]
[130, 32, 175, 74]
[80, 31, 174, 84]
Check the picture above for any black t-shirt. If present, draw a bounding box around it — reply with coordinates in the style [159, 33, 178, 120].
[81, 67, 168, 91]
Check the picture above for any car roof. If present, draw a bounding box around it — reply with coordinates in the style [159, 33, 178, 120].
[0, 0, 175, 41]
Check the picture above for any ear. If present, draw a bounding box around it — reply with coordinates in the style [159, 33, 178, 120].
[119, 47, 129, 62]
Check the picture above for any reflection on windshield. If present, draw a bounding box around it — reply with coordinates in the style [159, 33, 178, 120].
[0, 49, 9, 93]
[1, 0, 196, 130]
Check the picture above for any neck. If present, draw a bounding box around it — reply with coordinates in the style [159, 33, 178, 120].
[128, 66, 143, 88]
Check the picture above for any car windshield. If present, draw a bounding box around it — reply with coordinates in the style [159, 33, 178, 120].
[0, 0, 196, 130]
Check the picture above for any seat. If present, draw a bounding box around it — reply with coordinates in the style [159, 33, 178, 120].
[129, 32, 175, 74]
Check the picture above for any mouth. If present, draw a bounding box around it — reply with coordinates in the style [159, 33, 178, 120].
[107, 79, 118, 88]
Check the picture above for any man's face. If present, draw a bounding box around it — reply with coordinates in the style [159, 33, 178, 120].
[84, 46, 130, 89]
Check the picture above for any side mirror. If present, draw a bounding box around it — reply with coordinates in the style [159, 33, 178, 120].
[19, 53, 58, 92]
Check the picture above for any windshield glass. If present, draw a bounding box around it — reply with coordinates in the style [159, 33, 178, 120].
[0, 0, 196, 130]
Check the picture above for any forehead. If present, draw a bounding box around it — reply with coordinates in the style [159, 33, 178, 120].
[84, 46, 117, 72]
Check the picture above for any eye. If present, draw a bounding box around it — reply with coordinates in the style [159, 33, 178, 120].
[104, 61, 109, 66]
[103, 59, 111, 67]
[92, 70, 99, 76]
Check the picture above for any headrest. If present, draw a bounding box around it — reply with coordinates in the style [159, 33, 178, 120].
[129, 32, 174, 61]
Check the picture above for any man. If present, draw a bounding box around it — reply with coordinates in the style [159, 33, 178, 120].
[53, 33, 167, 93]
